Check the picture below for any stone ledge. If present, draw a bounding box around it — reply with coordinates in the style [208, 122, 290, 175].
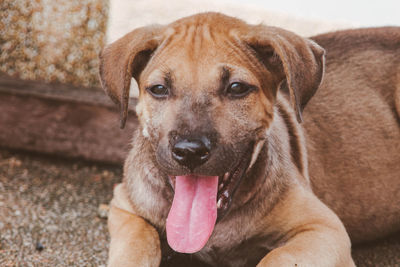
[0, 74, 137, 164]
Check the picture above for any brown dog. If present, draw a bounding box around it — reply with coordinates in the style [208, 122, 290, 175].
[99, 12, 400, 266]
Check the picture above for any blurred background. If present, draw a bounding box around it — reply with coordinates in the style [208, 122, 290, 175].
[0, 0, 399, 266]
[231, 0, 400, 26]
[2, 0, 399, 89]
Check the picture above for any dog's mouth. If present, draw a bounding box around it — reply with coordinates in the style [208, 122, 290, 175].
[166, 149, 252, 254]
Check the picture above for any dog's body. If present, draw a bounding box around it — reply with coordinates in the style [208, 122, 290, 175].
[100, 13, 400, 267]
[307, 29, 400, 243]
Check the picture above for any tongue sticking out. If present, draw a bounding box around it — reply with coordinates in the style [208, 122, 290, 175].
[166, 175, 218, 253]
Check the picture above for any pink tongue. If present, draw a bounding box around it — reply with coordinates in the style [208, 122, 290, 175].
[166, 175, 218, 253]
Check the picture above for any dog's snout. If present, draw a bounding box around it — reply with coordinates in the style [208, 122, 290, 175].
[172, 137, 211, 170]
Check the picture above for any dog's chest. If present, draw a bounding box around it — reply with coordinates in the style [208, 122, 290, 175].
[160, 237, 271, 267]
[159, 214, 276, 267]
[196, 235, 273, 267]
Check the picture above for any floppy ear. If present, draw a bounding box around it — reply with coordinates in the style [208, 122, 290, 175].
[242, 25, 325, 122]
[99, 25, 163, 128]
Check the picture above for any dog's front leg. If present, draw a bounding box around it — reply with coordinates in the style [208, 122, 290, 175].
[108, 184, 161, 267]
[257, 186, 355, 267]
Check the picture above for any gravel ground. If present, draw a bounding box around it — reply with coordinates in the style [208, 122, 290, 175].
[0, 149, 399, 266]
[0, 149, 121, 266]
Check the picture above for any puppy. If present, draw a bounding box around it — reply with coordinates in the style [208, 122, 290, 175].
[99, 12, 400, 266]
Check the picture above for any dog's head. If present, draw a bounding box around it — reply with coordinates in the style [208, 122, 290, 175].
[100, 12, 324, 253]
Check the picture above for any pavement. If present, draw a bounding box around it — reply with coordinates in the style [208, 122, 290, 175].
[0, 148, 399, 266]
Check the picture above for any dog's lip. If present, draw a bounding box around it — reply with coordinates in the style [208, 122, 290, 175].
[216, 151, 252, 221]
[167, 173, 229, 192]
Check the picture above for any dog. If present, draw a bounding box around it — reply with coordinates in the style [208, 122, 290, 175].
[99, 12, 400, 266]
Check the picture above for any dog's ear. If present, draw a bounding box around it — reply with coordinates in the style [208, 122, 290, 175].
[242, 25, 325, 122]
[99, 25, 163, 128]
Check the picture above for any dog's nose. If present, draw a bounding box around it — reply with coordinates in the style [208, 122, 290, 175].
[172, 137, 211, 170]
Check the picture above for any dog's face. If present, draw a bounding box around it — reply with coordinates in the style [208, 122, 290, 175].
[137, 25, 275, 177]
[100, 12, 324, 253]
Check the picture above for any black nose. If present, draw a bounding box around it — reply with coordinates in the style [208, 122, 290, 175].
[172, 137, 211, 170]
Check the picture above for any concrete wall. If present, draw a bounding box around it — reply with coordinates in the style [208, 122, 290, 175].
[0, 0, 108, 88]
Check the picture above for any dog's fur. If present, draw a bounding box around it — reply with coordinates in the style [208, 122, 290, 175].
[99, 13, 400, 267]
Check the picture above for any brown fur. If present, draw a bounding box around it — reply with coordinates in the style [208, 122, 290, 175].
[99, 12, 400, 267]
[306, 28, 400, 242]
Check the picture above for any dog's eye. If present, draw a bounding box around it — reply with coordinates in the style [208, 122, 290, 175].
[147, 84, 169, 98]
[226, 82, 254, 98]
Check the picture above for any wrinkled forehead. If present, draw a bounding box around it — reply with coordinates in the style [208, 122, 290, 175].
[141, 23, 260, 89]
[161, 20, 236, 57]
